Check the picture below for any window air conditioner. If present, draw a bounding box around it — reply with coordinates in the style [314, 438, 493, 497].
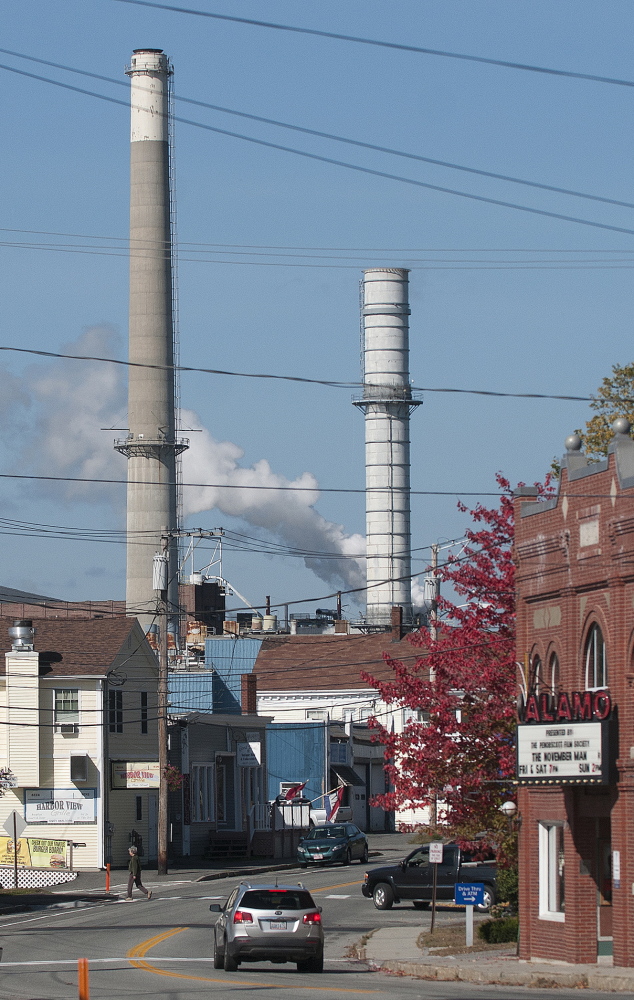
[70, 754, 88, 781]
[58, 723, 79, 735]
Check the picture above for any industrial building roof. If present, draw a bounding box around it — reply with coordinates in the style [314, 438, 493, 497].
[0, 585, 61, 604]
[253, 631, 426, 691]
[0, 616, 153, 677]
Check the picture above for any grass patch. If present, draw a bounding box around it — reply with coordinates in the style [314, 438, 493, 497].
[418, 923, 516, 956]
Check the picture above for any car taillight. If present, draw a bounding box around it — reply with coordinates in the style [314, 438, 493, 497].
[233, 910, 253, 923]
[303, 911, 321, 924]
[363, 872, 368, 882]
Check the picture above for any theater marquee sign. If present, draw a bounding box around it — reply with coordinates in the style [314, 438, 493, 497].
[516, 690, 614, 785]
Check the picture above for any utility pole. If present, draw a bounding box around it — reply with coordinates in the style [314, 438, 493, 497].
[153, 530, 170, 876]
[430, 543, 439, 828]
[429, 544, 439, 642]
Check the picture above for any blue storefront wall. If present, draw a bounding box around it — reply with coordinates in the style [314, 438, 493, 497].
[168, 671, 214, 713]
[266, 723, 326, 806]
[206, 637, 262, 714]
[168, 638, 262, 714]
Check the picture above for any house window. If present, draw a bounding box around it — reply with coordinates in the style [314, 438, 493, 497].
[55, 689, 79, 725]
[191, 764, 214, 822]
[306, 710, 327, 720]
[140, 692, 148, 734]
[330, 742, 348, 764]
[585, 624, 607, 690]
[109, 690, 123, 733]
[539, 822, 565, 921]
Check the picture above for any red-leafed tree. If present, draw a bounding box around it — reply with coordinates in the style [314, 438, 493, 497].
[363, 474, 549, 860]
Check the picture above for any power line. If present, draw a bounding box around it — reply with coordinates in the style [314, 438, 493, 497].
[2, 61, 634, 239]
[10, 235, 634, 269]
[2, 48, 631, 213]
[113, 0, 634, 90]
[10, 238, 634, 270]
[0, 471, 523, 494]
[0, 344, 608, 402]
[1, 470, 632, 505]
[5, 226, 634, 254]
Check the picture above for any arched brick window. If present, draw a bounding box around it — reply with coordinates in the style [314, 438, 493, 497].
[531, 655, 543, 693]
[584, 624, 607, 690]
[549, 652, 560, 694]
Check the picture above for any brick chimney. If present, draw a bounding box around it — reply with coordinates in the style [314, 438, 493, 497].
[391, 605, 404, 641]
[241, 673, 257, 715]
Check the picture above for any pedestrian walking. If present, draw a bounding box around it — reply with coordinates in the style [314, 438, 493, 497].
[125, 846, 152, 901]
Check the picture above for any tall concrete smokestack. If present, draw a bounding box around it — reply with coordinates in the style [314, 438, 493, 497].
[116, 49, 187, 632]
[353, 268, 421, 626]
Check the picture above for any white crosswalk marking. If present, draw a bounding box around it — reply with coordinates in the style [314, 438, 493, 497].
[325, 894, 350, 899]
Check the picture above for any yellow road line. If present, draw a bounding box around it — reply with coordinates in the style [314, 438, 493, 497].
[313, 879, 364, 892]
[126, 926, 377, 994]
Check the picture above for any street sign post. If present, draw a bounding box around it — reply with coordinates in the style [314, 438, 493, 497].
[455, 882, 485, 947]
[428, 842, 444, 933]
[3, 810, 27, 890]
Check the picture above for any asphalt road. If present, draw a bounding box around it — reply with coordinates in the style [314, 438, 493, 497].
[0, 859, 621, 1000]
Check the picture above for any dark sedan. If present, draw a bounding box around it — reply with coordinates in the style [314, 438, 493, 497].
[297, 823, 368, 867]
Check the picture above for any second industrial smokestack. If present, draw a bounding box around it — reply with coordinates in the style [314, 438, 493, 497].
[116, 49, 187, 632]
[353, 268, 420, 626]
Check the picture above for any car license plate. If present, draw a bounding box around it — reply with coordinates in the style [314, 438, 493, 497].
[312, 853, 323, 860]
[269, 921, 287, 930]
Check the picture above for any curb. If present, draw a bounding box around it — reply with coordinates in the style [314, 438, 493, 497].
[196, 863, 298, 882]
[373, 959, 634, 993]
[0, 894, 118, 917]
[195, 849, 383, 882]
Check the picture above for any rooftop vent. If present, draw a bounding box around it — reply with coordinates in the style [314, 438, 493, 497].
[8, 619, 35, 651]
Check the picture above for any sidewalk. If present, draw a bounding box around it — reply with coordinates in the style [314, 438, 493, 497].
[355, 926, 634, 993]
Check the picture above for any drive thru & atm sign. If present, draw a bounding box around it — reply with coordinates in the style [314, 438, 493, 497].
[516, 689, 614, 785]
[455, 883, 485, 906]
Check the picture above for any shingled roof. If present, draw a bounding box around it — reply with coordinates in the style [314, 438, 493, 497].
[253, 631, 426, 692]
[0, 616, 152, 677]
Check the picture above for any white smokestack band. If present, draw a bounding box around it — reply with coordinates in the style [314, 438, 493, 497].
[354, 268, 420, 626]
[129, 49, 169, 143]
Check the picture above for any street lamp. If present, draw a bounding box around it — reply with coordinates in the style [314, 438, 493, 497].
[499, 800, 520, 833]
[499, 801, 517, 819]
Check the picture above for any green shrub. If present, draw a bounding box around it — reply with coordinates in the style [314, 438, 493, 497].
[478, 917, 519, 944]
[496, 867, 518, 906]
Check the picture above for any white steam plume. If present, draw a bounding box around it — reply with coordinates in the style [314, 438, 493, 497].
[19, 326, 127, 503]
[5, 328, 366, 590]
[181, 410, 365, 590]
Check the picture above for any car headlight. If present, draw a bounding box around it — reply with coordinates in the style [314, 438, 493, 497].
[297, 846, 307, 854]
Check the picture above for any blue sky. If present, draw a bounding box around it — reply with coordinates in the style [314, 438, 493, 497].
[1, 1, 633, 614]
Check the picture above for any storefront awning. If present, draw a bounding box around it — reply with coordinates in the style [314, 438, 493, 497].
[331, 764, 365, 786]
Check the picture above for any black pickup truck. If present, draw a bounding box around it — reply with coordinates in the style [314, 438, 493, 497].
[362, 843, 497, 912]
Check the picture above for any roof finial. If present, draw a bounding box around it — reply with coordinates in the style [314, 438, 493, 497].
[565, 433, 582, 452]
[612, 417, 631, 436]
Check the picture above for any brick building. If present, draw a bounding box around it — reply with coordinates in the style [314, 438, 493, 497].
[514, 418, 634, 966]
